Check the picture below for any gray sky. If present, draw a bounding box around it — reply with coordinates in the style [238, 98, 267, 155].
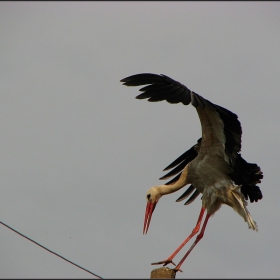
[1, 2, 279, 278]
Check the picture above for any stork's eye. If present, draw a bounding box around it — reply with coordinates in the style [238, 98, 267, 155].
[147, 194, 151, 200]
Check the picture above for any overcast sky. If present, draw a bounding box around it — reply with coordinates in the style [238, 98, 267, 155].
[1, 2, 280, 279]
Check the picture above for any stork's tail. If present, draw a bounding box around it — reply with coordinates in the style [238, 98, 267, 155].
[231, 187, 258, 231]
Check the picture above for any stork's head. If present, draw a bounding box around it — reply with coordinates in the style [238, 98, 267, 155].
[143, 186, 162, 235]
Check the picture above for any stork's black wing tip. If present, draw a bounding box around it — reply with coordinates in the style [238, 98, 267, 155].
[120, 73, 165, 87]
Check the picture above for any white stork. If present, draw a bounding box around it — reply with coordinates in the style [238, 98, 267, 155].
[120, 73, 263, 273]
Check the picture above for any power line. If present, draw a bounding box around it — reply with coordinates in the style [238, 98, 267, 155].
[0, 220, 103, 279]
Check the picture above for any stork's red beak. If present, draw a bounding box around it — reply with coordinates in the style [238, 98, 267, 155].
[143, 201, 157, 235]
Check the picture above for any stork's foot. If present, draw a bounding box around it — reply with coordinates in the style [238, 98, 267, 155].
[151, 259, 176, 267]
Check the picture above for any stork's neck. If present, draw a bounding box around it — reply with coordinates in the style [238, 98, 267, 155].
[157, 182, 186, 196]
[155, 176, 188, 195]
[157, 166, 190, 196]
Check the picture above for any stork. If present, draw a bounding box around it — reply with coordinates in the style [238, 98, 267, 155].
[120, 73, 263, 273]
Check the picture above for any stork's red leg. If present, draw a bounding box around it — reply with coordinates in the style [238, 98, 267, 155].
[174, 212, 211, 272]
[151, 207, 205, 267]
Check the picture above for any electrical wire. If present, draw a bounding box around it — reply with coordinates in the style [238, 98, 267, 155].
[0, 220, 103, 279]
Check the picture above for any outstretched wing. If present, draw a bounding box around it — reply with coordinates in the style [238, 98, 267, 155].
[121, 73, 263, 204]
[121, 73, 192, 104]
[121, 73, 242, 165]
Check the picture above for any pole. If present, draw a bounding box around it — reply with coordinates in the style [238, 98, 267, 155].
[150, 267, 176, 278]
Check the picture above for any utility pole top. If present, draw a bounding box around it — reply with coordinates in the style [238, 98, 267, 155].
[150, 267, 176, 278]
